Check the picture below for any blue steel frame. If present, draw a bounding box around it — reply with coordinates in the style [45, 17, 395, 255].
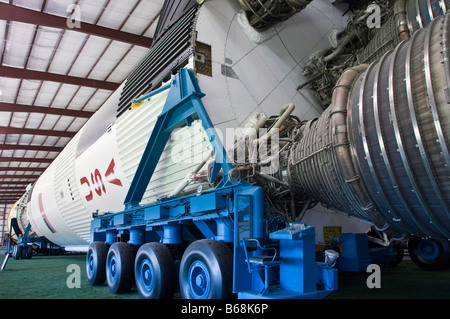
[90, 68, 265, 293]
[124, 68, 234, 209]
[89, 68, 336, 299]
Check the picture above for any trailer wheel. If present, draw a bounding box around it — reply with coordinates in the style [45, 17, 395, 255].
[106, 242, 134, 294]
[12, 245, 22, 260]
[408, 237, 450, 271]
[134, 242, 176, 299]
[179, 239, 233, 299]
[86, 242, 108, 286]
[11, 245, 17, 259]
[25, 245, 33, 259]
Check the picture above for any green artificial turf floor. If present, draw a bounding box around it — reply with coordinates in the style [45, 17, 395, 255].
[0, 252, 449, 299]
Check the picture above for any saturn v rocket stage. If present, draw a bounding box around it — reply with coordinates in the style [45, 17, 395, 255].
[7, 0, 450, 269]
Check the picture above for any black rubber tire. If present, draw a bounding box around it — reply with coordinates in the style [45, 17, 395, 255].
[11, 245, 17, 260]
[387, 241, 404, 267]
[86, 242, 108, 286]
[12, 245, 22, 260]
[408, 237, 450, 271]
[134, 242, 176, 299]
[26, 245, 33, 259]
[106, 242, 135, 294]
[179, 239, 233, 299]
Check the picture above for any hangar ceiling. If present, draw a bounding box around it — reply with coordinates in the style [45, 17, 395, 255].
[0, 0, 165, 210]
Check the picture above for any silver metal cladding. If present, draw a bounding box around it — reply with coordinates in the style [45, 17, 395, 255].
[289, 12, 450, 240]
[236, 0, 313, 30]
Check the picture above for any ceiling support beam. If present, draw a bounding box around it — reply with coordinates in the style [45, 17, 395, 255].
[0, 157, 53, 164]
[0, 3, 153, 47]
[0, 167, 45, 172]
[0, 66, 120, 91]
[0, 198, 21, 202]
[0, 185, 29, 189]
[0, 127, 76, 138]
[0, 102, 94, 118]
[0, 174, 39, 178]
[0, 144, 64, 152]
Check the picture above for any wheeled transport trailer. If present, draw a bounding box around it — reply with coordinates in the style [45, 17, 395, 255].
[86, 68, 337, 299]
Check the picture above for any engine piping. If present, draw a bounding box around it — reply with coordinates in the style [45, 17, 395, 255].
[289, 12, 450, 240]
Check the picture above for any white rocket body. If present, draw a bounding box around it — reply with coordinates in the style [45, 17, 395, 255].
[11, 0, 363, 251]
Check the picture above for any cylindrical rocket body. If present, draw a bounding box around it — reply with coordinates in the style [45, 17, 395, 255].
[18, 0, 349, 250]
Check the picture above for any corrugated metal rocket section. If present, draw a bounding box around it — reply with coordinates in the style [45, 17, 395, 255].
[54, 133, 89, 241]
[357, 0, 450, 64]
[236, 0, 313, 30]
[152, 0, 199, 43]
[6, 0, 390, 250]
[123, 68, 229, 209]
[290, 12, 450, 240]
[116, 88, 212, 207]
[118, 1, 199, 117]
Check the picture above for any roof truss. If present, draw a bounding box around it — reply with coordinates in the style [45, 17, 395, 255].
[0, 2, 153, 47]
[0, 102, 94, 118]
[0, 66, 121, 91]
[0, 127, 76, 138]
